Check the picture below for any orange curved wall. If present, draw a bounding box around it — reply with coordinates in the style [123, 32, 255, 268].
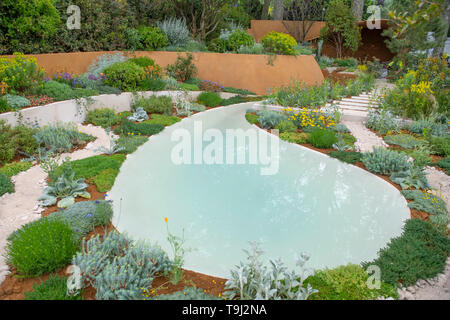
[8, 51, 324, 95]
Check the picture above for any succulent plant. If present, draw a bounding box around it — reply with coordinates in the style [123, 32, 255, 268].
[127, 107, 149, 122]
[390, 166, 431, 190]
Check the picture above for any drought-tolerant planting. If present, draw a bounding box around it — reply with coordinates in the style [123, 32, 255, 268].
[1, 0, 449, 305]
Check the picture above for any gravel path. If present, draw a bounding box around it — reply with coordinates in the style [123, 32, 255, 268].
[0, 124, 112, 285]
[340, 82, 450, 300]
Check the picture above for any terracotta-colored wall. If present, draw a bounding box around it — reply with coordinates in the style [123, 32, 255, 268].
[7, 51, 324, 95]
[248, 20, 326, 42]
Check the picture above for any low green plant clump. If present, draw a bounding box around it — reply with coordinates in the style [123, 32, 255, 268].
[308, 128, 337, 149]
[178, 83, 199, 91]
[24, 275, 82, 300]
[6, 218, 79, 277]
[114, 119, 165, 136]
[40, 81, 98, 101]
[0, 172, 14, 196]
[401, 190, 448, 231]
[275, 120, 297, 133]
[72, 231, 172, 300]
[407, 120, 448, 137]
[280, 132, 310, 144]
[384, 134, 423, 149]
[304, 264, 398, 300]
[426, 135, 450, 157]
[133, 95, 173, 116]
[362, 147, 412, 175]
[365, 109, 402, 135]
[115, 136, 147, 154]
[222, 87, 255, 95]
[328, 151, 362, 164]
[362, 219, 450, 287]
[0, 120, 38, 164]
[197, 92, 222, 107]
[245, 113, 259, 125]
[0, 161, 32, 177]
[151, 287, 221, 300]
[47, 200, 113, 240]
[0, 97, 12, 113]
[85, 108, 121, 128]
[143, 114, 181, 127]
[436, 157, 450, 175]
[220, 95, 246, 106]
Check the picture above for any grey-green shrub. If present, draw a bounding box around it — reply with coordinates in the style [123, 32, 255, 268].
[34, 122, 94, 153]
[365, 109, 402, 135]
[384, 134, 423, 149]
[401, 190, 449, 232]
[85, 53, 129, 78]
[2, 94, 30, 109]
[389, 167, 430, 190]
[408, 120, 448, 137]
[72, 231, 172, 300]
[47, 200, 113, 241]
[156, 18, 190, 47]
[257, 110, 286, 129]
[362, 147, 412, 175]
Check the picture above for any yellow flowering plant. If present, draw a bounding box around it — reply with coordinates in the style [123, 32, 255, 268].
[0, 52, 45, 94]
[282, 107, 336, 131]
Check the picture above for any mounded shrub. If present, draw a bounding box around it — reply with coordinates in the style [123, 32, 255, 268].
[384, 134, 423, 149]
[133, 95, 173, 116]
[261, 31, 297, 55]
[165, 53, 198, 82]
[0, 120, 38, 164]
[103, 61, 144, 91]
[85, 108, 121, 128]
[136, 26, 168, 50]
[308, 128, 338, 149]
[6, 218, 79, 276]
[362, 147, 412, 175]
[0, 97, 12, 113]
[227, 29, 255, 51]
[2, 94, 30, 109]
[34, 122, 94, 153]
[197, 92, 222, 107]
[362, 219, 450, 287]
[47, 200, 113, 240]
[257, 110, 286, 129]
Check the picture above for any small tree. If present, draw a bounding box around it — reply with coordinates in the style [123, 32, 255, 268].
[320, 0, 362, 58]
[283, 0, 327, 44]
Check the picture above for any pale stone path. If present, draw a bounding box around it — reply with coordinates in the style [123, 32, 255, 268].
[0, 124, 112, 285]
[337, 81, 450, 300]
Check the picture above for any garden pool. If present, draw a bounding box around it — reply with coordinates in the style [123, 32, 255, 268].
[109, 102, 410, 278]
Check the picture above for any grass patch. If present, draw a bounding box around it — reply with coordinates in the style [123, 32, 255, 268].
[114, 119, 165, 136]
[143, 114, 181, 126]
[329, 151, 362, 164]
[24, 275, 82, 300]
[116, 135, 148, 154]
[280, 132, 309, 144]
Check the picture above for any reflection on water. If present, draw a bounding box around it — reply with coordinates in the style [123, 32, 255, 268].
[109, 103, 410, 278]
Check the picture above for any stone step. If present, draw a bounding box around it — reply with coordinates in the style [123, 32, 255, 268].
[337, 100, 370, 107]
[342, 97, 370, 103]
[339, 105, 369, 111]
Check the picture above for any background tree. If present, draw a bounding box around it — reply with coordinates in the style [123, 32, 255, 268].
[283, 0, 327, 43]
[170, 0, 229, 41]
[320, 0, 362, 58]
[273, 0, 285, 20]
[262, 0, 271, 19]
[351, 0, 365, 20]
[383, 0, 448, 77]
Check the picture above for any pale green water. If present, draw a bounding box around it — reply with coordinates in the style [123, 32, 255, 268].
[109, 103, 410, 278]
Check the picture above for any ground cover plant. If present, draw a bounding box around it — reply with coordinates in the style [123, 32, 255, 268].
[362, 147, 412, 175]
[328, 151, 362, 164]
[113, 119, 165, 137]
[24, 275, 82, 300]
[362, 219, 450, 287]
[197, 92, 222, 107]
[304, 264, 398, 300]
[0, 172, 14, 196]
[85, 108, 121, 129]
